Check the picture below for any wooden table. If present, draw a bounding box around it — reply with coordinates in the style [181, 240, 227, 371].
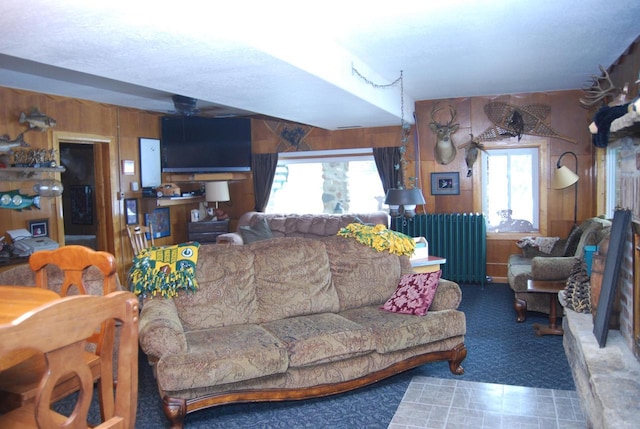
[411, 255, 446, 273]
[0, 286, 60, 371]
[526, 279, 565, 336]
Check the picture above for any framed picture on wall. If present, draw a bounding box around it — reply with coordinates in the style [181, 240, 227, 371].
[28, 219, 49, 237]
[431, 172, 460, 195]
[124, 198, 138, 225]
[144, 207, 170, 239]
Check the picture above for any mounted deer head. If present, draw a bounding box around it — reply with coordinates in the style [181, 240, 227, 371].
[579, 65, 620, 108]
[429, 104, 459, 165]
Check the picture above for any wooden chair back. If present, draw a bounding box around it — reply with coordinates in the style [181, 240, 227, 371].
[126, 224, 155, 256]
[0, 291, 139, 429]
[29, 245, 118, 297]
[0, 246, 119, 414]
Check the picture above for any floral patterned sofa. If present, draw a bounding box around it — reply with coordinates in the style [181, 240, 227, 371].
[138, 235, 467, 428]
[215, 211, 390, 244]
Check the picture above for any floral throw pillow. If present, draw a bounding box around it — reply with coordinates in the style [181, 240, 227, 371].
[380, 270, 442, 316]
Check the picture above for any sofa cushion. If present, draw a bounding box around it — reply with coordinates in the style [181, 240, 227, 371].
[261, 313, 375, 367]
[508, 254, 532, 266]
[250, 237, 339, 322]
[340, 306, 466, 354]
[239, 217, 274, 243]
[563, 224, 583, 256]
[381, 270, 442, 316]
[320, 236, 411, 311]
[156, 324, 288, 391]
[176, 244, 258, 330]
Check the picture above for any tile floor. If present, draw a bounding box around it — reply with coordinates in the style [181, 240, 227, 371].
[388, 377, 586, 429]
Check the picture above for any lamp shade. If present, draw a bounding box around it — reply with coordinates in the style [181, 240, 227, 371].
[552, 165, 579, 189]
[384, 188, 426, 206]
[205, 181, 230, 202]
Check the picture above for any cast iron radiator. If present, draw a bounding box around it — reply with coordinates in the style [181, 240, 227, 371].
[391, 213, 487, 284]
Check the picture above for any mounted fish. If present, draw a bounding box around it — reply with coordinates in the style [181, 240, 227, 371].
[458, 134, 487, 177]
[475, 101, 576, 144]
[0, 189, 41, 211]
[19, 108, 57, 131]
[429, 104, 459, 165]
[0, 133, 29, 153]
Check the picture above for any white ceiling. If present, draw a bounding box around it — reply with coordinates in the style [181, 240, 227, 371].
[0, 1, 638, 130]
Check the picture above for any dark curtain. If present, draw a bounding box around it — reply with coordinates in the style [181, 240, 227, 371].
[252, 153, 278, 212]
[373, 147, 403, 192]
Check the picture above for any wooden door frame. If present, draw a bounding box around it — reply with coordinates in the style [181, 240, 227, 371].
[52, 132, 119, 257]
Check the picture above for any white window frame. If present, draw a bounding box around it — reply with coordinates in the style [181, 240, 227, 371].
[266, 148, 385, 214]
[605, 143, 620, 219]
[477, 144, 545, 236]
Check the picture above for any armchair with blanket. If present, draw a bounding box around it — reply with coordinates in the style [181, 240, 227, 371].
[507, 217, 611, 322]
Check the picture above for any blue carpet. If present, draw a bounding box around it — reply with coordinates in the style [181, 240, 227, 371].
[59, 283, 575, 428]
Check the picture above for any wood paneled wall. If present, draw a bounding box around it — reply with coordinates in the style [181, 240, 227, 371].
[0, 86, 596, 283]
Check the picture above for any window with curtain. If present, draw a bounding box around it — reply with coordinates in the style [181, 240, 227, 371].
[266, 149, 385, 214]
[481, 147, 539, 232]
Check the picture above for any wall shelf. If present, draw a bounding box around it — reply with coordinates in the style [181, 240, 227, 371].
[164, 172, 250, 183]
[0, 166, 66, 181]
[141, 195, 204, 214]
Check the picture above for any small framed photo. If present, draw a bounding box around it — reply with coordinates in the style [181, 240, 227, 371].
[431, 172, 460, 195]
[124, 198, 139, 225]
[29, 219, 49, 237]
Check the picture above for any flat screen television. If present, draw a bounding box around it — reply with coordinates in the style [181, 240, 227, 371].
[161, 116, 252, 173]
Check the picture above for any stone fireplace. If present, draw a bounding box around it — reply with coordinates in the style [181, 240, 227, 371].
[562, 114, 640, 428]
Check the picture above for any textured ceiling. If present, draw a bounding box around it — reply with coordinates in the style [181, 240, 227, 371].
[0, 1, 638, 130]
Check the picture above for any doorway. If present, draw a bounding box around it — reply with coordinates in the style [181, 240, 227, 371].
[53, 132, 118, 258]
[60, 143, 97, 249]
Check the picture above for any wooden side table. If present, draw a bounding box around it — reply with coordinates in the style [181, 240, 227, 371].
[411, 256, 446, 273]
[526, 279, 565, 336]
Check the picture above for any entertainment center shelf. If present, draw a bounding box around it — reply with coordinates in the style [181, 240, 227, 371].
[141, 195, 204, 213]
[164, 172, 250, 183]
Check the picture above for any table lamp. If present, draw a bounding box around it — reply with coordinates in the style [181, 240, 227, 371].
[204, 181, 230, 221]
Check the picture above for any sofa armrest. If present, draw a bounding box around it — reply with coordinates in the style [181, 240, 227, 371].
[216, 232, 244, 245]
[139, 297, 188, 359]
[429, 279, 462, 311]
[531, 256, 579, 281]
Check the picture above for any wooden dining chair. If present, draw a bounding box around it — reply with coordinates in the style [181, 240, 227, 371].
[0, 245, 119, 413]
[0, 291, 139, 429]
[126, 224, 155, 256]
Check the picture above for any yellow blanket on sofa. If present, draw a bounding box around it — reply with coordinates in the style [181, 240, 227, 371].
[128, 242, 200, 298]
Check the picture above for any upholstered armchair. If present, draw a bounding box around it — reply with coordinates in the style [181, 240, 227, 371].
[507, 217, 611, 322]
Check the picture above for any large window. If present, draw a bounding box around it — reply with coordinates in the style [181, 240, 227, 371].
[266, 149, 385, 214]
[481, 147, 539, 233]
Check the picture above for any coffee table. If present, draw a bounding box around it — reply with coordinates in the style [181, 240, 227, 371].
[526, 279, 565, 336]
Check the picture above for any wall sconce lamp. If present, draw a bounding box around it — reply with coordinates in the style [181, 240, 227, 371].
[203, 181, 230, 221]
[384, 188, 426, 218]
[552, 151, 579, 225]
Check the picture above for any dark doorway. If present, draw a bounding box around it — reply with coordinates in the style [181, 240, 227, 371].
[60, 143, 98, 249]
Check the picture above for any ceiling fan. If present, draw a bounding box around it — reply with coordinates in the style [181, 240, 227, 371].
[168, 94, 250, 118]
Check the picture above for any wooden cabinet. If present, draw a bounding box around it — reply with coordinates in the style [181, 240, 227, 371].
[187, 220, 229, 243]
